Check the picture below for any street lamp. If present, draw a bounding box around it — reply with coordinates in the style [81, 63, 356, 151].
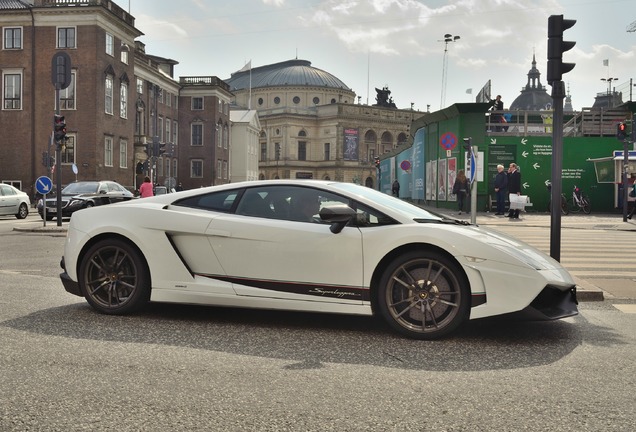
[601, 77, 619, 95]
[440, 33, 460, 109]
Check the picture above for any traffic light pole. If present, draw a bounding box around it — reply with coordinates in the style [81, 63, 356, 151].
[549, 81, 566, 261]
[54, 89, 63, 227]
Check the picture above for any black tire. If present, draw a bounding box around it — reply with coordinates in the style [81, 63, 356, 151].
[79, 238, 150, 315]
[582, 197, 591, 214]
[376, 251, 470, 339]
[15, 203, 28, 219]
[561, 196, 569, 215]
[85, 201, 94, 208]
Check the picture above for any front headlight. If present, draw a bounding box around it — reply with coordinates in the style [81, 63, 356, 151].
[67, 199, 84, 208]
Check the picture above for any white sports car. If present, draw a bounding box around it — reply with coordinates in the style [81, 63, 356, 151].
[60, 180, 578, 339]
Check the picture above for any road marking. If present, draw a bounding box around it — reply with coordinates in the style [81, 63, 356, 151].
[613, 304, 636, 314]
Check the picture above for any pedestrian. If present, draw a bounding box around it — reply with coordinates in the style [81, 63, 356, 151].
[175, 182, 183, 192]
[507, 163, 521, 219]
[139, 176, 154, 198]
[392, 179, 400, 197]
[489, 95, 504, 131]
[494, 164, 508, 215]
[452, 170, 469, 215]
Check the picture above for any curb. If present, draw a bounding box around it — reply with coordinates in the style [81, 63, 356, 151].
[574, 277, 605, 302]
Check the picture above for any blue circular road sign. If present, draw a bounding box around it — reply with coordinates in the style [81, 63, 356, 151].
[35, 176, 53, 195]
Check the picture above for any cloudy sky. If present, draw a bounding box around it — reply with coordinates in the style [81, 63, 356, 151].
[128, 0, 635, 112]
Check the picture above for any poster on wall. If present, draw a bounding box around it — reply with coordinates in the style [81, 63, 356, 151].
[438, 159, 447, 201]
[429, 160, 437, 200]
[343, 128, 359, 161]
[425, 161, 432, 200]
[412, 129, 425, 201]
[447, 157, 457, 202]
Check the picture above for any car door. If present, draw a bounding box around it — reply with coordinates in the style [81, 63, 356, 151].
[208, 185, 365, 305]
[0, 185, 18, 216]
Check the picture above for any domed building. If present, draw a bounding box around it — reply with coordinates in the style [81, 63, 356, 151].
[226, 59, 425, 186]
[509, 55, 553, 111]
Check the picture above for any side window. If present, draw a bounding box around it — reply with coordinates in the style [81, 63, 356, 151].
[175, 190, 239, 213]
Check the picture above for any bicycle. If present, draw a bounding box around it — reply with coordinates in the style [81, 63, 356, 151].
[547, 184, 591, 215]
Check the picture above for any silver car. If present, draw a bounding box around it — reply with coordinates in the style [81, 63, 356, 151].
[0, 184, 30, 219]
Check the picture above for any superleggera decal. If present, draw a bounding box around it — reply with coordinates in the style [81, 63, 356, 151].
[197, 274, 369, 301]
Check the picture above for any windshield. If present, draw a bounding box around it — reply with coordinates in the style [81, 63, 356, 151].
[331, 183, 442, 221]
[62, 182, 99, 195]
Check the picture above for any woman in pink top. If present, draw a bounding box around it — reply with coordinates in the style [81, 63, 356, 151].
[139, 176, 154, 198]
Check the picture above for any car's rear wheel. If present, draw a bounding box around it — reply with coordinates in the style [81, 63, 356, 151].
[16, 203, 28, 219]
[377, 251, 470, 339]
[79, 238, 150, 315]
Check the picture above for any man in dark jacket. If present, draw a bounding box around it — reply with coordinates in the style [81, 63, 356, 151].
[494, 164, 508, 215]
[392, 179, 400, 197]
[507, 163, 522, 219]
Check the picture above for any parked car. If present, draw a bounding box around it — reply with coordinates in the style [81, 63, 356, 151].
[38, 180, 134, 220]
[59, 180, 578, 340]
[154, 186, 168, 195]
[0, 183, 30, 219]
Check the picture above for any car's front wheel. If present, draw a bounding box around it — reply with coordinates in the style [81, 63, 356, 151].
[79, 238, 150, 314]
[377, 251, 470, 339]
[16, 203, 28, 219]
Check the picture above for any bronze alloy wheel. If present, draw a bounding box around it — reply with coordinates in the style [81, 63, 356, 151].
[79, 239, 150, 314]
[378, 251, 469, 339]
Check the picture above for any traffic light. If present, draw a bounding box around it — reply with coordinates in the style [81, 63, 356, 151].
[53, 114, 67, 143]
[144, 143, 152, 157]
[547, 15, 576, 84]
[617, 122, 627, 140]
[462, 137, 473, 155]
[157, 143, 166, 156]
[374, 156, 380, 167]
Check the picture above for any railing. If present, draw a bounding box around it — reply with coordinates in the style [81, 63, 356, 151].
[37, 0, 135, 27]
[486, 107, 631, 137]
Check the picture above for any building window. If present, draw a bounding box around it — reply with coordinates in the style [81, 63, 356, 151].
[4, 27, 22, 49]
[61, 135, 75, 164]
[217, 160, 222, 179]
[119, 139, 128, 168]
[173, 120, 178, 144]
[298, 141, 307, 161]
[260, 143, 266, 161]
[120, 82, 128, 118]
[293, 96, 300, 104]
[165, 118, 171, 143]
[173, 160, 178, 179]
[105, 75, 113, 114]
[223, 125, 228, 149]
[3, 72, 21, 110]
[60, 71, 76, 110]
[105, 33, 114, 56]
[324, 143, 330, 161]
[191, 124, 203, 146]
[57, 27, 76, 49]
[120, 48, 128, 64]
[222, 160, 228, 179]
[217, 124, 222, 148]
[258, 97, 263, 106]
[192, 97, 203, 110]
[104, 137, 113, 167]
[165, 91, 171, 107]
[136, 78, 143, 94]
[274, 96, 280, 105]
[313, 97, 320, 105]
[191, 160, 203, 178]
[158, 116, 163, 141]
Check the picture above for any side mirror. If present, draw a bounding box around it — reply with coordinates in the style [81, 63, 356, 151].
[319, 205, 356, 234]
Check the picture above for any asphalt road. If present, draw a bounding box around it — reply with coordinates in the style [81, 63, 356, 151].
[1, 214, 635, 431]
